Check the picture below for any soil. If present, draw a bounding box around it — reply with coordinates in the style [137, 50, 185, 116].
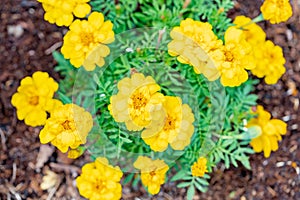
[0, 0, 299, 199]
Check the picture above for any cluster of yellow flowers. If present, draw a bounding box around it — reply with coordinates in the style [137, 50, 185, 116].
[247, 105, 287, 158]
[233, 16, 286, 84]
[76, 157, 123, 200]
[168, 19, 224, 81]
[109, 73, 195, 152]
[38, 0, 91, 26]
[168, 18, 256, 87]
[191, 157, 208, 177]
[61, 12, 115, 71]
[16, 1, 292, 199]
[11, 72, 62, 126]
[134, 156, 169, 195]
[260, 0, 293, 24]
[38, 0, 115, 71]
[169, 14, 288, 86]
[11, 72, 93, 156]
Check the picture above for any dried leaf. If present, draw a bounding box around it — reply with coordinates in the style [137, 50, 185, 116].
[40, 170, 60, 190]
[35, 145, 54, 169]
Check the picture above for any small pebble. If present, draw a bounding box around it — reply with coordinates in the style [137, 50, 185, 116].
[286, 29, 293, 41]
[7, 24, 24, 38]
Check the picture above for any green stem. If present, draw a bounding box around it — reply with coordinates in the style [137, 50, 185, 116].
[252, 13, 264, 23]
[238, 13, 265, 29]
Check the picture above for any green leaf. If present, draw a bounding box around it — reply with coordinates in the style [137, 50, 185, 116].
[177, 182, 191, 188]
[242, 126, 262, 140]
[171, 170, 187, 182]
[123, 173, 134, 185]
[195, 177, 209, 186]
[187, 185, 195, 200]
[194, 180, 208, 193]
[121, 137, 132, 143]
[57, 91, 72, 104]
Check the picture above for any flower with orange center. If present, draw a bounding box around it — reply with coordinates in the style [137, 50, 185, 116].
[61, 12, 114, 71]
[260, 0, 293, 24]
[247, 105, 287, 158]
[219, 26, 256, 87]
[76, 157, 123, 200]
[191, 157, 208, 177]
[39, 103, 93, 153]
[11, 71, 61, 126]
[108, 73, 165, 131]
[133, 156, 169, 195]
[142, 96, 195, 152]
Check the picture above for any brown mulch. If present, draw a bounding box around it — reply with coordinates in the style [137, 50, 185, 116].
[0, 0, 299, 199]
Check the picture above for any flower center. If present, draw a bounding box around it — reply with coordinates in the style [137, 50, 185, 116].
[80, 32, 95, 47]
[62, 120, 72, 130]
[29, 96, 39, 106]
[95, 180, 105, 191]
[131, 91, 148, 110]
[277, 0, 284, 7]
[150, 171, 156, 176]
[163, 115, 176, 131]
[225, 50, 234, 62]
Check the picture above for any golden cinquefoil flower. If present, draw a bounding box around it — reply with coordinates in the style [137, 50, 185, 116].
[233, 15, 266, 46]
[251, 40, 286, 84]
[260, 0, 293, 24]
[76, 157, 123, 200]
[108, 73, 165, 131]
[142, 96, 195, 152]
[247, 105, 287, 158]
[11, 71, 61, 127]
[219, 27, 256, 87]
[134, 156, 169, 195]
[168, 18, 224, 81]
[39, 104, 93, 153]
[38, 0, 91, 26]
[61, 12, 114, 71]
[191, 157, 208, 177]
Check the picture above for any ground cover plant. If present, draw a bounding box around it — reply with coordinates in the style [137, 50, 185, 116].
[8, 0, 297, 199]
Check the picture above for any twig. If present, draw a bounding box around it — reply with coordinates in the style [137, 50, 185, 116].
[45, 42, 62, 55]
[0, 128, 7, 151]
[183, 0, 191, 9]
[156, 27, 166, 50]
[6, 184, 22, 200]
[46, 177, 62, 200]
[49, 162, 81, 174]
[10, 163, 17, 184]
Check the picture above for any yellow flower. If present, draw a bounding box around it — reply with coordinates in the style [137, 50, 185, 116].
[133, 156, 169, 195]
[219, 26, 255, 87]
[233, 15, 266, 46]
[11, 71, 60, 127]
[168, 18, 224, 81]
[142, 96, 195, 152]
[61, 12, 114, 71]
[38, 0, 91, 26]
[67, 147, 85, 159]
[260, 0, 293, 24]
[191, 157, 208, 177]
[251, 40, 286, 84]
[76, 157, 123, 200]
[247, 105, 287, 158]
[108, 73, 165, 131]
[39, 104, 93, 153]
